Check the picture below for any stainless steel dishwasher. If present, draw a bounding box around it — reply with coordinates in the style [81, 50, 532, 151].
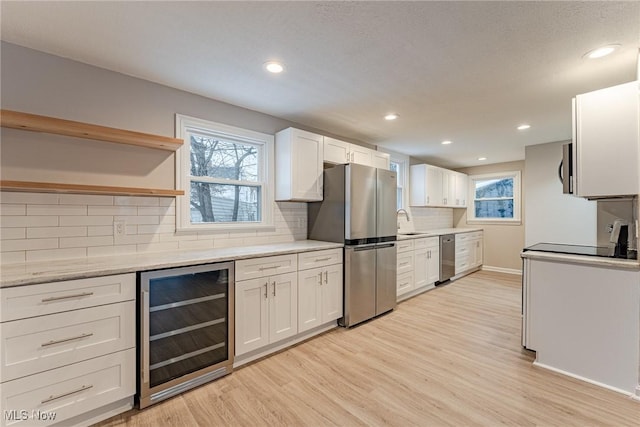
[439, 234, 455, 283]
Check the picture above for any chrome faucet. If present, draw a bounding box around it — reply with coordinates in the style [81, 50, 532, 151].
[396, 209, 410, 229]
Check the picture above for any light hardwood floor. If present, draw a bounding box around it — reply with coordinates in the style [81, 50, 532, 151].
[98, 271, 640, 426]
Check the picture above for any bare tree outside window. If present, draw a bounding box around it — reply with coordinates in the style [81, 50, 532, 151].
[189, 134, 261, 223]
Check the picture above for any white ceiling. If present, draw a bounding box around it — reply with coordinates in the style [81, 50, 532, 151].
[1, 1, 638, 168]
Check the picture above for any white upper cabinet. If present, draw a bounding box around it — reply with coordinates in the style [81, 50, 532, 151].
[573, 81, 639, 198]
[323, 136, 351, 164]
[411, 164, 467, 208]
[275, 128, 324, 201]
[323, 136, 390, 170]
[372, 151, 391, 170]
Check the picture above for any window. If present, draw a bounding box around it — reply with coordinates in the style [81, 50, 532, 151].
[389, 161, 403, 210]
[175, 115, 274, 231]
[387, 151, 409, 210]
[468, 171, 521, 223]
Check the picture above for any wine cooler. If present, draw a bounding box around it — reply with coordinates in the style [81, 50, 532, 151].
[138, 262, 234, 408]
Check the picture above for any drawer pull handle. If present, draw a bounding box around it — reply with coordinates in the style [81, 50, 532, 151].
[41, 292, 94, 302]
[314, 257, 331, 262]
[41, 384, 93, 404]
[258, 265, 281, 271]
[41, 333, 94, 347]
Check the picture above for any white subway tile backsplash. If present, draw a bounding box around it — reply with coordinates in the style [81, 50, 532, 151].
[114, 215, 159, 225]
[137, 241, 179, 253]
[26, 248, 87, 262]
[87, 245, 137, 257]
[88, 226, 114, 236]
[60, 236, 113, 249]
[88, 206, 137, 216]
[1, 238, 58, 252]
[115, 196, 159, 206]
[0, 251, 26, 264]
[138, 206, 175, 216]
[27, 205, 87, 216]
[1, 192, 307, 264]
[0, 216, 59, 228]
[0, 204, 26, 216]
[137, 224, 176, 235]
[0, 192, 59, 205]
[178, 239, 214, 250]
[0, 228, 26, 240]
[59, 194, 114, 205]
[60, 216, 113, 226]
[27, 226, 87, 238]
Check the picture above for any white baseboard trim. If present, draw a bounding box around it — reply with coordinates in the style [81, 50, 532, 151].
[533, 361, 636, 398]
[482, 265, 522, 275]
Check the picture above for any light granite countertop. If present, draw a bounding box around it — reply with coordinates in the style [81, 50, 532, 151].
[521, 250, 640, 271]
[0, 240, 343, 288]
[397, 227, 484, 240]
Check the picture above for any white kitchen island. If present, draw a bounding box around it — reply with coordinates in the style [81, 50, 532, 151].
[521, 249, 640, 398]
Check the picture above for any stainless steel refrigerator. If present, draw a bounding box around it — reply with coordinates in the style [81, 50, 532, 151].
[308, 164, 397, 327]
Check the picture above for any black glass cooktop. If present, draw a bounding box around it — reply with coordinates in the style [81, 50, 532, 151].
[524, 243, 637, 260]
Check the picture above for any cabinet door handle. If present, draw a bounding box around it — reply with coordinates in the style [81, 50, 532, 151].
[272, 281, 276, 297]
[41, 384, 93, 404]
[259, 265, 281, 271]
[319, 272, 323, 284]
[41, 333, 93, 347]
[324, 270, 328, 284]
[346, 151, 349, 161]
[41, 292, 94, 302]
[351, 152, 354, 162]
[264, 282, 268, 299]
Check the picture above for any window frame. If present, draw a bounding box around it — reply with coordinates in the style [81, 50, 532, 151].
[467, 171, 521, 224]
[384, 150, 409, 210]
[175, 114, 275, 232]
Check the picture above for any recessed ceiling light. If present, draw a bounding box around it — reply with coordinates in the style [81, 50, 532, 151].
[478, 157, 487, 161]
[384, 113, 399, 121]
[583, 44, 621, 59]
[517, 124, 531, 130]
[264, 61, 284, 73]
[441, 140, 453, 145]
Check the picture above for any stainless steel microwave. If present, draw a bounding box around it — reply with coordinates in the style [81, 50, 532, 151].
[560, 142, 573, 194]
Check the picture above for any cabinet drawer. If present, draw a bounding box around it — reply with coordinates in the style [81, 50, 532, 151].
[424, 237, 439, 248]
[456, 244, 470, 256]
[0, 301, 135, 382]
[1, 274, 135, 322]
[396, 240, 414, 253]
[397, 271, 414, 297]
[298, 249, 342, 271]
[455, 255, 470, 274]
[397, 252, 414, 275]
[235, 254, 297, 281]
[413, 238, 428, 250]
[455, 232, 472, 242]
[0, 348, 135, 427]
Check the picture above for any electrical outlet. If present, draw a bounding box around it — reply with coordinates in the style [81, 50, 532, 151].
[113, 220, 126, 237]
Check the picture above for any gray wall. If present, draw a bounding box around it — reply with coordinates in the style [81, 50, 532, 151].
[0, 42, 371, 189]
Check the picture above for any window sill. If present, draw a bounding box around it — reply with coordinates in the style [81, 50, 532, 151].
[467, 219, 521, 226]
[176, 223, 277, 234]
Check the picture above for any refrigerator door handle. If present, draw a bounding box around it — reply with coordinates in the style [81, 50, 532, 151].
[353, 245, 377, 251]
[376, 243, 396, 249]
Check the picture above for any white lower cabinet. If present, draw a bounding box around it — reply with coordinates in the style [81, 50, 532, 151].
[455, 231, 483, 275]
[235, 249, 343, 361]
[298, 263, 343, 333]
[234, 270, 298, 356]
[0, 274, 136, 427]
[397, 237, 439, 300]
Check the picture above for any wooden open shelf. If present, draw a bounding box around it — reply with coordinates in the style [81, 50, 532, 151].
[0, 109, 183, 151]
[0, 181, 184, 197]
